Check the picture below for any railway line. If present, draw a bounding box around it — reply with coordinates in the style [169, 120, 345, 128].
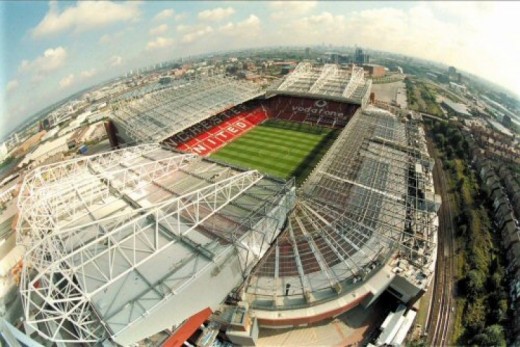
[426, 138, 456, 346]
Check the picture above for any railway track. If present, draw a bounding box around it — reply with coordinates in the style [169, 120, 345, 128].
[426, 138, 456, 346]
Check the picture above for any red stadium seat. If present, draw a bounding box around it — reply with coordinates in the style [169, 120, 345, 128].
[168, 96, 358, 156]
[173, 105, 268, 156]
[265, 95, 358, 128]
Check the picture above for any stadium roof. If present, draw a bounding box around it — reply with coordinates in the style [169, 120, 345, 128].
[267, 63, 372, 106]
[111, 75, 263, 144]
[17, 72, 438, 343]
[245, 106, 437, 311]
[17, 144, 294, 345]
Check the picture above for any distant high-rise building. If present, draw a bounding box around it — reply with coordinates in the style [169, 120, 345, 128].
[0, 142, 8, 163]
[448, 66, 456, 75]
[354, 48, 369, 65]
[39, 118, 51, 131]
[305, 47, 310, 58]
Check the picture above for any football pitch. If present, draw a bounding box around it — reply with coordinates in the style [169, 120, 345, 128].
[211, 119, 338, 185]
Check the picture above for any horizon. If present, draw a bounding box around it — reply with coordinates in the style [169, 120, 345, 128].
[2, 1, 520, 139]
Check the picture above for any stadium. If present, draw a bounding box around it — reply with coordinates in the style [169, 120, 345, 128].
[17, 63, 439, 345]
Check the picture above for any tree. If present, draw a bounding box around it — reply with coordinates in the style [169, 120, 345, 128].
[434, 133, 446, 147]
[487, 297, 508, 324]
[464, 299, 486, 333]
[457, 177, 466, 192]
[408, 338, 427, 347]
[478, 325, 507, 347]
[438, 121, 448, 135]
[457, 224, 468, 237]
[464, 269, 485, 298]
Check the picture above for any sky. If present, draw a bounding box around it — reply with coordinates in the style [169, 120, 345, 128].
[1, 1, 519, 139]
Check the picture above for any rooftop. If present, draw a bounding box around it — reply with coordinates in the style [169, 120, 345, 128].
[245, 106, 437, 311]
[17, 144, 294, 345]
[267, 63, 372, 106]
[111, 75, 263, 144]
[442, 98, 471, 117]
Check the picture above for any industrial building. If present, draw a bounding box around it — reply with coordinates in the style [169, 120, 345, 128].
[16, 65, 438, 346]
[441, 99, 472, 118]
[363, 64, 386, 78]
[371, 305, 417, 347]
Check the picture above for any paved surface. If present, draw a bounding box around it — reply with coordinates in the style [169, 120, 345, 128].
[371, 81, 408, 109]
[257, 295, 393, 346]
[86, 139, 112, 155]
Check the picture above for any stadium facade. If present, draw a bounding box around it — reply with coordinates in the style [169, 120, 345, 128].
[17, 63, 439, 345]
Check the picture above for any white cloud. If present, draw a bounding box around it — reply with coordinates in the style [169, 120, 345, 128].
[266, 2, 520, 94]
[430, 2, 494, 21]
[59, 74, 74, 88]
[181, 26, 214, 44]
[6, 0, 519, 125]
[99, 30, 126, 45]
[269, 1, 317, 12]
[219, 15, 261, 37]
[239, 14, 261, 28]
[146, 36, 174, 50]
[270, 1, 317, 19]
[176, 24, 190, 33]
[109, 55, 123, 67]
[149, 24, 168, 36]
[275, 11, 346, 45]
[154, 8, 174, 21]
[80, 68, 96, 79]
[198, 7, 235, 21]
[6, 80, 19, 94]
[432, 2, 520, 94]
[32, 1, 141, 38]
[175, 13, 188, 21]
[99, 34, 112, 45]
[307, 12, 345, 26]
[19, 46, 68, 80]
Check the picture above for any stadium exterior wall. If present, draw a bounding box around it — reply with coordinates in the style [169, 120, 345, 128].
[257, 292, 371, 328]
[252, 265, 396, 328]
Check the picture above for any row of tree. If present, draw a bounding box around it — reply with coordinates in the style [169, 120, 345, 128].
[428, 119, 509, 346]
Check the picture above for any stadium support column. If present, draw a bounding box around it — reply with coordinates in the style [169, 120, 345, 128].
[362, 80, 373, 108]
[288, 225, 315, 303]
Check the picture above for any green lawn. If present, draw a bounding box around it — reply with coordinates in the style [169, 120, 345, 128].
[211, 119, 338, 185]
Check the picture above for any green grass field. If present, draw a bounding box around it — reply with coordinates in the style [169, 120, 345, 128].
[211, 119, 338, 185]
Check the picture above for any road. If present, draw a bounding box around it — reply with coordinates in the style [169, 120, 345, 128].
[426, 137, 456, 346]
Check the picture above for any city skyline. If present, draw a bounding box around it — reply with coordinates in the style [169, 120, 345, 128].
[1, 1, 520, 139]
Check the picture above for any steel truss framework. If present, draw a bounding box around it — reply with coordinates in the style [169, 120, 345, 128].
[268, 63, 372, 106]
[17, 144, 294, 344]
[17, 71, 437, 342]
[245, 106, 438, 310]
[111, 75, 263, 144]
